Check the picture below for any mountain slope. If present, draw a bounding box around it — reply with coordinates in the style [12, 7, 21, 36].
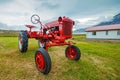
[73, 28, 86, 34]
[96, 13, 120, 26]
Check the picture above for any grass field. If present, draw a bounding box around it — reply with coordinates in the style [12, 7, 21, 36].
[0, 35, 120, 80]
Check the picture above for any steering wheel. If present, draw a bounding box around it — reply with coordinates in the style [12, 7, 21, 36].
[31, 14, 40, 24]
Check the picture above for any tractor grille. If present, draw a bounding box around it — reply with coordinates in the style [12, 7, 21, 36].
[62, 21, 73, 38]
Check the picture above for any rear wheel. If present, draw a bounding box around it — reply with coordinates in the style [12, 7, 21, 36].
[18, 31, 28, 53]
[65, 45, 81, 61]
[35, 48, 51, 74]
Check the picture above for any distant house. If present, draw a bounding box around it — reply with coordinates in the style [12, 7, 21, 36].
[86, 24, 120, 39]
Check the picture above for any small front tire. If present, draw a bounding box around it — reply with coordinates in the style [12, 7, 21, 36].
[35, 48, 51, 74]
[65, 45, 81, 61]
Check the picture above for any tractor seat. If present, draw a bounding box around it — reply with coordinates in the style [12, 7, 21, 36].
[25, 25, 37, 29]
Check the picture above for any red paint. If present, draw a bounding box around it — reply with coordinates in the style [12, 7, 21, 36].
[25, 16, 75, 50]
[35, 52, 45, 71]
[66, 47, 77, 60]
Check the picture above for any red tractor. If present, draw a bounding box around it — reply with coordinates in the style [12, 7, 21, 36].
[18, 14, 81, 74]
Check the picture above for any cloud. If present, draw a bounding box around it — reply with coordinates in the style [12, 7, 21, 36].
[74, 14, 113, 30]
[41, 1, 59, 9]
[0, 0, 120, 30]
[0, 0, 14, 4]
[0, 0, 61, 25]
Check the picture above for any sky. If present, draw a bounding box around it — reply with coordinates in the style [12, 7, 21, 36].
[0, 0, 120, 30]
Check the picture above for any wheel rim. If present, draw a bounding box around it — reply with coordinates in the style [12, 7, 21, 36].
[67, 47, 77, 60]
[36, 52, 45, 71]
[19, 35, 22, 50]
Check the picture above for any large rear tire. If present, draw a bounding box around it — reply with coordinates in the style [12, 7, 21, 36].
[18, 31, 28, 53]
[65, 45, 81, 61]
[35, 48, 51, 74]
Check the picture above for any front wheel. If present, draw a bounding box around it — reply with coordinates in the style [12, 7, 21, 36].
[65, 45, 81, 61]
[35, 48, 51, 74]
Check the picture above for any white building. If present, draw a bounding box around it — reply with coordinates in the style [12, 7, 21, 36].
[86, 24, 120, 39]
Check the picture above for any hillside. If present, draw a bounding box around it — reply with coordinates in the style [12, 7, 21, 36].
[96, 13, 120, 26]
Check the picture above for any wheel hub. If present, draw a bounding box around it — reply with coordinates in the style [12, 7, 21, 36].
[36, 52, 45, 71]
[67, 47, 77, 60]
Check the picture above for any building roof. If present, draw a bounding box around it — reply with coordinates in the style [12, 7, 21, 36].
[86, 24, 120, 32]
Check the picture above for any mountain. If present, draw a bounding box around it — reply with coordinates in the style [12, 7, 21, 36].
[112, 13, 120, 24]
[73, 28, 86, 34]
[0, 22, 8, 30]
[95, 13, 120, 26]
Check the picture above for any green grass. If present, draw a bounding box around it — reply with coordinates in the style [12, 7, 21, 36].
[0, 36, 120, 80]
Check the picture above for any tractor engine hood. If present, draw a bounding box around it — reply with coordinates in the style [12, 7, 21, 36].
[45, 17, 74, 29]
